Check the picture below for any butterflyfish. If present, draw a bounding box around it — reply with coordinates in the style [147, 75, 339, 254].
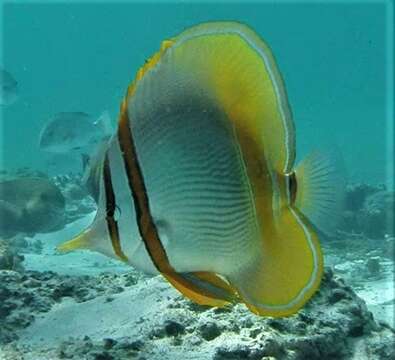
[58, 22, 344, 317]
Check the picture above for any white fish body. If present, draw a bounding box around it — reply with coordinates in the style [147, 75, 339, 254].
[58, 22, 344, 317]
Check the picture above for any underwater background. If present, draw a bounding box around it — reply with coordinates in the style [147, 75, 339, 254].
[0, 1, 394, 359]
[1, 0, 392, 186]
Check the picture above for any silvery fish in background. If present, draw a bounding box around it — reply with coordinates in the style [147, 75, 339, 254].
[58, 21, 344, 317]
[38, 111, 113, 154]
[0, 69, 18, 106]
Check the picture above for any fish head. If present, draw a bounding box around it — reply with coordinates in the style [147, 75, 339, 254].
[57, 153, 131, 262]
[57, 202, 120, 260]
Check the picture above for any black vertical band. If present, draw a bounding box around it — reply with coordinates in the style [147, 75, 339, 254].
[103, 153, 128, 261]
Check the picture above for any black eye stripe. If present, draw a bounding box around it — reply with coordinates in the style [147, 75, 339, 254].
[103, 154, 128, 261]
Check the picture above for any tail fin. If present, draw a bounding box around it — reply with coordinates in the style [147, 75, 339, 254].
[294, 150, 346, 236]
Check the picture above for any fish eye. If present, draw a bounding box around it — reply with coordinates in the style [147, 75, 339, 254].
[114, 205, 122, 221]
[106, 205, 121, 221]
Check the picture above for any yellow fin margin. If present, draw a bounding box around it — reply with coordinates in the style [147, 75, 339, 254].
[229, 208, 323, 317]
[170, 21, 295, 173]
[125, 39, 174, 101]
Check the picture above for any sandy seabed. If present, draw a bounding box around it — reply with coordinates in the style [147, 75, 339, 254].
[0, 212, 394, 360]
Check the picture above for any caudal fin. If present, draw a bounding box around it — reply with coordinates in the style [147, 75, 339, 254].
[294, 151, 346, 236]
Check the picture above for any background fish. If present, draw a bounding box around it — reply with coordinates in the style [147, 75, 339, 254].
[38, 111, 113, 154]
[0, 69, 18, 106]
[58, 21, 344, 317]
[0, 177, 66, 238]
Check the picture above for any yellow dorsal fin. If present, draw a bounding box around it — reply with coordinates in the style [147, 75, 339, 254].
[170, 21, 295, 173]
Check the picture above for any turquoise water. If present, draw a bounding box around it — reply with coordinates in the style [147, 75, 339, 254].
[1, 3, 395, 358]
[1, 1, 392, 187]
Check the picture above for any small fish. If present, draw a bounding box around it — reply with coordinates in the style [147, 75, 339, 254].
[58, 22, 344, 317]
[0, 69, 18, 106]
[38, 111, 113, 154]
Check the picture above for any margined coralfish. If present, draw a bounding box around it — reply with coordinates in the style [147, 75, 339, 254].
[58, 22, 344, 317]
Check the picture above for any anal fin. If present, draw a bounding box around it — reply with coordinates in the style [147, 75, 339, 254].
[163, 271, 238, 307]
[228, 208, 323, 317]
